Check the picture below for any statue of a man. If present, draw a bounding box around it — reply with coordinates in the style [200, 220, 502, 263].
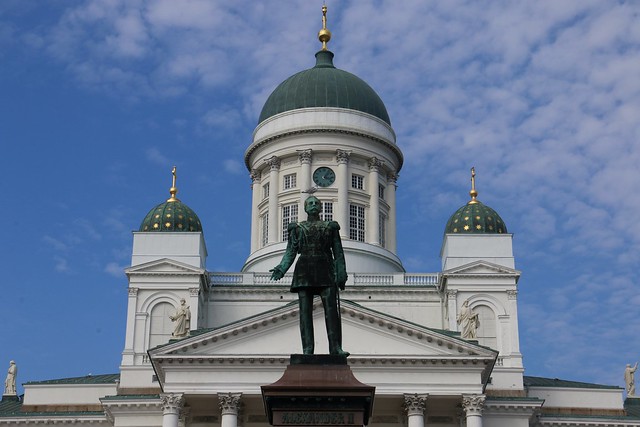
[457, 300, 480, 339]
[4, 361, 16, 396]
[271, 196, 349, 356]
[170, 299, 191, 338]
[625, 362, 638, 396]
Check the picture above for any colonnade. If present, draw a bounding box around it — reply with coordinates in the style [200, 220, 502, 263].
[249, 149, 398, 252]
[161, 392, 486, 427]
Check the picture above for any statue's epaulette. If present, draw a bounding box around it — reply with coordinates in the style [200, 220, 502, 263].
[287, 222, 298, 232]
[328, 221, 341, 231]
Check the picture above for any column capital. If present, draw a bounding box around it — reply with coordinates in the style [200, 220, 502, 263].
[462, 394, 486, 416]
[128, 287, 139, 297]
[336, 149, 351, 164]
[160, 393, 185, 415]
[387, 172, 399, 185]
[266, 156, 281, 171]
[189, 287, 200, 297]
[369, 157, 384, 171]
[250, 169, 261, 183]
[218, 392, 242, 416]
[403, 393, 428, 416]
[297, 149, 313, 164]
[507, 289, 518, 299]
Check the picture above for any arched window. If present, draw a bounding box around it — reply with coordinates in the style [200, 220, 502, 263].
[474, 305, 497, 350]
[149, 302, 174, 349]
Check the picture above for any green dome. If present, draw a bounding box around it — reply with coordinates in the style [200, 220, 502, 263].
[139, 200, 203, 233]
[445, 201, 507, 234]
[258, 50, 391, 125]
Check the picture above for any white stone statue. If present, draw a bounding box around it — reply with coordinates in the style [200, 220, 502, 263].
[4, 361, 17, 396]
[625, 362, 638, 396]
[457, 300, 480, 339]
[170, 299, 191, 338]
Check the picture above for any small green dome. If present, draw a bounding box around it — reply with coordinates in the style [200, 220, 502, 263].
[139, 200, 203, 233]
[445, 201, 507, 234]
[259, 50, 391, 125]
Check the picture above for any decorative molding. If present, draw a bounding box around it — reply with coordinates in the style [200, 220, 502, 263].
[387, 172, 398, 185]
[336, 149, 351, 164]
[403, 393, 428, 416]
[507, 290, 518, 299]
[189, 287, 200, 297]
[160, 393, 185, 415]
[369, 157, 384, 171]
[247, 128, 403, 172]
[446, 289, 457, 299]
[128, 287, 139, 297]
[462, 394, 486, 416]
[266, 156, 281, 171]
[297, 149, 312, 164]
[250, 169, 260, 183]
[218, 392, 242, 416]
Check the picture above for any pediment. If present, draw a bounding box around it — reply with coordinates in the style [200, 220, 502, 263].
[125, 258, 205, 276]
[442, 260, 520, 277]
[150, 300, 497, 361]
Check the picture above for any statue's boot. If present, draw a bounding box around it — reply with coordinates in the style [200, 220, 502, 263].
[299, 291, 315, 354]
[324, 291, 350, 357]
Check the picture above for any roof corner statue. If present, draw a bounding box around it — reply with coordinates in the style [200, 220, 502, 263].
[3, 360, 17, 397]
[270, 196, 349, 356]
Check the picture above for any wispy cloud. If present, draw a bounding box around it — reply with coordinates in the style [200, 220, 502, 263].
[145, 147, 170, 166]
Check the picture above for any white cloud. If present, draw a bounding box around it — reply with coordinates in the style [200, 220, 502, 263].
[146, 147, 170, 166]
[223, 159, 243, 175]
[104, 262, 125, 278]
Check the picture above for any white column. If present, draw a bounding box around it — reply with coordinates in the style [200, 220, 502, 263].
[404, 394, 428, 427]
[462, 394, 485, 427]
[336, 149, 350, 238]
[219, 392, 242, 427]
[121, 287, 138, 365]
[386, 172, 398, 253]
[368, 157, 383, 246]
[266, 156, 281, 244]
[249, 169, 261, 252]
[447, 290, 458, 331]
[298, 149, 312, 214]
[189, 287, 200, 331]
[161, 393, 184, 427]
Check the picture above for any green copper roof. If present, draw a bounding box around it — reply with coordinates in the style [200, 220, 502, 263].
[140, 200, 203, 233]
[445, 201, 507, 234]
[24, 373, 120, 385]
[259, 50, 391, 125]
[523, 375, 621, 390]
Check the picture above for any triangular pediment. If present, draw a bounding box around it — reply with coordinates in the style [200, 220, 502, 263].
[125, 258, 205, 276]
[442, 260, 520, 277]
[149, 300, 497, 393]
[150, 300, 496, 361]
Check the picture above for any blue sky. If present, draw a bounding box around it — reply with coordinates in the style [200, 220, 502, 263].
[2, 1, 639, 394]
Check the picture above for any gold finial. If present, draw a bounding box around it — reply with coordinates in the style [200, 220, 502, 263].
[318, 4, 332, 50]
[167, 166, 180, 202]
[468, 167, 479, 204]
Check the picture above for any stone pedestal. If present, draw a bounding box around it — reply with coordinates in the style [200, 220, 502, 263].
[261, 355, 375, 426]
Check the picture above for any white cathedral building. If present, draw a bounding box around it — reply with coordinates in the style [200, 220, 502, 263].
[2, 10, 639, 427]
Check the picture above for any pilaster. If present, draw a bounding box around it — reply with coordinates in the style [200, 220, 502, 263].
[266, 156, 281, 244]
[336, 149, 350, 239]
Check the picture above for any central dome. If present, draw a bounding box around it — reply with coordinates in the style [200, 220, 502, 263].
[258, 50, 391, 125]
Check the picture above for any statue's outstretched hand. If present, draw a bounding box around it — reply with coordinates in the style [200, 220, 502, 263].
[270, 267, 284, 281]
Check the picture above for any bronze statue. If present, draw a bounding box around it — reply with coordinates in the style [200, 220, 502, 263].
[271, 196, 349, 356]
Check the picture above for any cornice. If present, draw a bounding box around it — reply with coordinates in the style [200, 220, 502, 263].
[245, 128, 404, 173]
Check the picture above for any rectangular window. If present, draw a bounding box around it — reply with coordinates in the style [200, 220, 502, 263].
[282, 204, 299, 241]
[283, 173, 297, 190]
[378, 184, 385, 200]
[261, 212, 269, 247]
[349, 204, 365, 242]
[321, 202, 333, 221]
[379, 212, 387, 248]
[351, 174, 364, 190]
[262, 182, 270, 199]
